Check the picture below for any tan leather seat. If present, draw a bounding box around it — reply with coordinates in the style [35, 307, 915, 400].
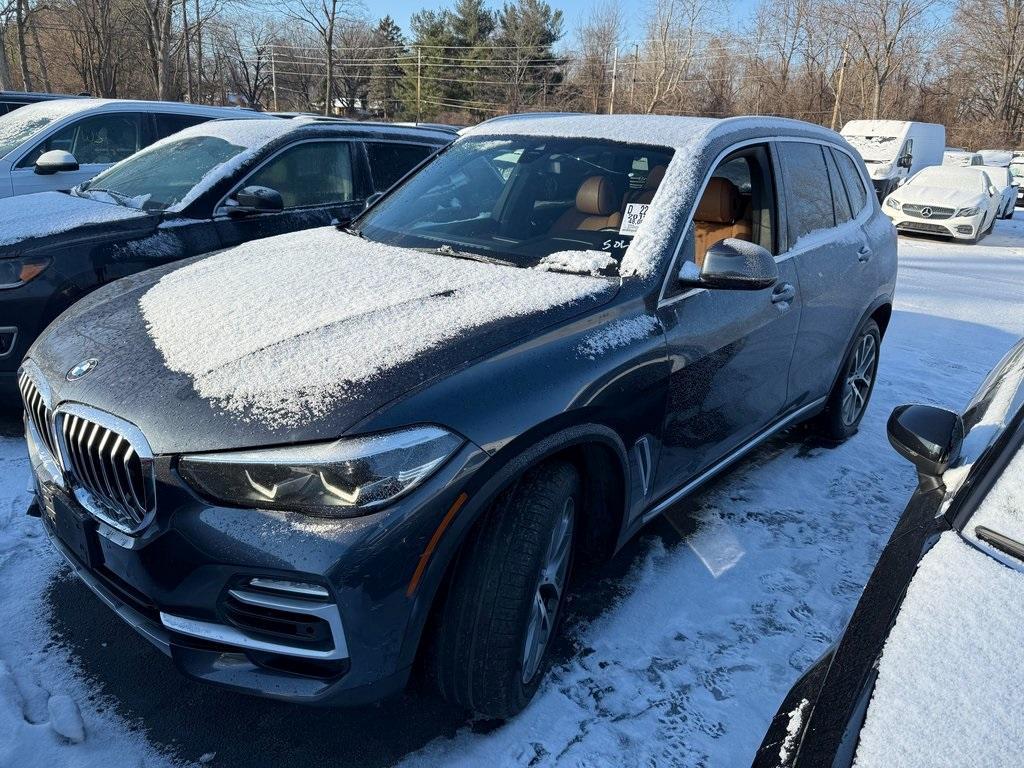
[694, 177, 754, 267]
[551, 176, 622, 232]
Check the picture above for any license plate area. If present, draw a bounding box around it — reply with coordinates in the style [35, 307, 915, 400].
[51, 494, 102, 570]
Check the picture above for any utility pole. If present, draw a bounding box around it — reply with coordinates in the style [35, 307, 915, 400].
[630, 43, 638, 111]
[608, 45, 618, 115]
[271, 46, 279, 112]
[416, 47, 422, 124]
[830, 36, 850, 131]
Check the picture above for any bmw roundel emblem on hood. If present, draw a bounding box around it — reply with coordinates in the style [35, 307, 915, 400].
[66, 358, 98, 381]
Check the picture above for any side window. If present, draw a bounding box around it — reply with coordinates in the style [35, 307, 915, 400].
[155, 113, 211, 140]
[19, 112, 142, 168]
[823, 149, 853, 225]
[832, 149, 869, 214]
[244, 141, 356, 208]
[365, 141, 434, 192]
[777, 142, 835, 244]
[902, 138, 913, 164]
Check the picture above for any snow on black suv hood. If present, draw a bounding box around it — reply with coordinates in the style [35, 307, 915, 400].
[0, 191, 154, 255]
[27, 228, 618, 454]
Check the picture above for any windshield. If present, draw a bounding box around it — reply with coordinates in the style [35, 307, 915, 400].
[356, 136, 674, 272]
[0, 99, 89, 160]
[844, 134, 900, 163]
[1011, 162, 1024, 181]
[78, 134, 246, 211]
[909, 166, 987, 193]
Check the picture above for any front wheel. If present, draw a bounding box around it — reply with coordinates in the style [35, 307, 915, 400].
[428, 461, 579, 718]
[813, 319, 881, 441]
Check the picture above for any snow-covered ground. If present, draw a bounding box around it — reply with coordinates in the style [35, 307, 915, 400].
[1, 225, 1022, 767]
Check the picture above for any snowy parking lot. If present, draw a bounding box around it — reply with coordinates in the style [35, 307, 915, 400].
[1, 224, 1022, 768]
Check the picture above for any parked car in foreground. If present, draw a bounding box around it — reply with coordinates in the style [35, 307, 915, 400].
[20, 114, 896, 717]
[882, 165, 1002, 241]
[0, 97, 266, 198]
[983, 164, 1017, 218]
[840, 119, 945, 201]
[753, 338, 1024, 768]
[0, 117, 450, 396]
[0, 90, 87, 116]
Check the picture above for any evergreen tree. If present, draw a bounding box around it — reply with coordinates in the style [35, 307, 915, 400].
[494, 0, 564, 112]
[371, 16, 407, 119]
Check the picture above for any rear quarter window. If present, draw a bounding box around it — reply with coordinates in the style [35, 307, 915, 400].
[366, 141, 435, 192]
[778, 141, 836, 243]
[832, 148, 869, 214]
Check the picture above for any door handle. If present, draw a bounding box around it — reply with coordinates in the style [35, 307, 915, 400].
[857, 245, 872, 262]
[771, 283, 796, 304]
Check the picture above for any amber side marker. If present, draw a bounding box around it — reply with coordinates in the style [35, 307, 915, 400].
[406, 492, 469, 597]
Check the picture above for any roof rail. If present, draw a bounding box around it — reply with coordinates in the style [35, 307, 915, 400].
[474, 112, 580, 128]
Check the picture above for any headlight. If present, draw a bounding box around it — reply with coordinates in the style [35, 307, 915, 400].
[0, 257, 50, 289]
[885, 198, 901, 211]
[955, 207, 980, 217]
[179, 426, 463, 517]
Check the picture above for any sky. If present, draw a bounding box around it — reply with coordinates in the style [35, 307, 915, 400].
[379, 0, 760, 48]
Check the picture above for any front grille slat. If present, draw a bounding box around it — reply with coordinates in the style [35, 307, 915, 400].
[18, 371, 58, 461]
[55, 408, 155, 534]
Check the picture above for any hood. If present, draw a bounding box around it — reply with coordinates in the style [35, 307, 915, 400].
[27, 228, 619, 453]
[0, 191, 155, 255]
[891, 185, 985, 210]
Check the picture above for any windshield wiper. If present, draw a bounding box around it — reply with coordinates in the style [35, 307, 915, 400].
[430, 244, 515, 267]
[81, 187, 136, 207]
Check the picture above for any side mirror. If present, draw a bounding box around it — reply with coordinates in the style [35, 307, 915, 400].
[989, 185, 999, 197]
[34, 150, 79, 175]
[227, 185, 284, 217]
[680, 239, 778, 291]
[887, 404, 964, 488]
[364, 191, 384, 210]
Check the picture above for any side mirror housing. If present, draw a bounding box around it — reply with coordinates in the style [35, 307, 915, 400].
[887, 404, 964, 488]
[680, 239, 778, 291]
[227, 185, 284, 217]
[898, 155, 912, 169]
[34, 150, 79, 175]
[364, 191, 384, 210]
[989, 185, 999, 197]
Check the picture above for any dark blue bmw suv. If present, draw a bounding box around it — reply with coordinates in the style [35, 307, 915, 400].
[20, 114, 897, 717]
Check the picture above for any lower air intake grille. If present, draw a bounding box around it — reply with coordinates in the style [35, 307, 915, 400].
[898, 221, 951, 235]
[18, 371, 58, 460]
[55, 408, 155, 533]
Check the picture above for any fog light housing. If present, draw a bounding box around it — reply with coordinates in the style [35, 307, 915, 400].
[0, 327, 16, 358]
[247, 577, 329, 599]
[956, 225, 973, 235]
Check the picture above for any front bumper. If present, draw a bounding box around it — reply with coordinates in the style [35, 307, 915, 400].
[882, 207, 983, 240]
[25, 406, 483, 705]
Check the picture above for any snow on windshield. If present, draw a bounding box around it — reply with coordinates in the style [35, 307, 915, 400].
[0, 191, 145, 247]
[854, 532, 1024, 767]
[843, 134, 899, 163]
[0, 98, 97, 160]
[910, 165, 986, 192]
[139, 228, 614, 427]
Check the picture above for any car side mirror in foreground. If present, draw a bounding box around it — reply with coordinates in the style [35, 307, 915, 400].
[228, 185, 284, 217]
[34, 150, 79, 175]
[680, 239, 778, 291]
[887, 404, 964, 488]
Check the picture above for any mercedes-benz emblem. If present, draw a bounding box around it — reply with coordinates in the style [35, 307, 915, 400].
[66, 358, 98, 381]
[921, 207, 933, 218]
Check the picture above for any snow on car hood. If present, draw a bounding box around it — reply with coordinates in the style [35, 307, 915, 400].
[0, 191, 149, 249]
[890, 185, 984, 209]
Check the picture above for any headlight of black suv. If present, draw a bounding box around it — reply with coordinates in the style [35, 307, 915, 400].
[0, 257, 50, 289]
[179, 426, 463, 517]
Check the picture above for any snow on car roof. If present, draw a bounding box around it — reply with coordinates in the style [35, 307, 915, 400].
[464, 114, 847, 278]
[854, 531, 1024, 767]
[0, 98, 99, 159]
[0, 191, 145, 247]
[139, 227, 614, 427]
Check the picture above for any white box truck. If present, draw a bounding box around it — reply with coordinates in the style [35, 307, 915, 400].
[840, 120, 946, 201]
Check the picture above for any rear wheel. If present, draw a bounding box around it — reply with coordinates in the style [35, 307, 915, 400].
[813, 319, 881, 442]
[428, 461, 579, 718]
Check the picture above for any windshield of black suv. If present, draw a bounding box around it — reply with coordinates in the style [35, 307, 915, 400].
[356, 136, 675, 272]
[75, 134, 247, 211]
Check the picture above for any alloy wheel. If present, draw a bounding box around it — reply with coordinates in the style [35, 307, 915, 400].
[521, 497, 575, 684]
[841, 332, 877, 426]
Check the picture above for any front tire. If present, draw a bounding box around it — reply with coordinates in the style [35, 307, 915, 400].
[813, 319, 881, 441]
[428, 461, 579, 718]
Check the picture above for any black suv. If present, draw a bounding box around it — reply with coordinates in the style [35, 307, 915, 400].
[0, 118, 451, 397]
[21, 114, 897, 717]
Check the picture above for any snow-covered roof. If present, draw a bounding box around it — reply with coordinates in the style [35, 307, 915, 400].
[464, 114, 846, 278]
[0, 99, 98, 159]
[840, 119, 912, 135]
[978, 149, 1013, 167]
[854, 532, 1024, 766]
[139, 227, 612, 427]
[0, 191, 145, 247]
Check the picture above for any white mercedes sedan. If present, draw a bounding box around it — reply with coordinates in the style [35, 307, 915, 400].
[882, 165, 1003, 243]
